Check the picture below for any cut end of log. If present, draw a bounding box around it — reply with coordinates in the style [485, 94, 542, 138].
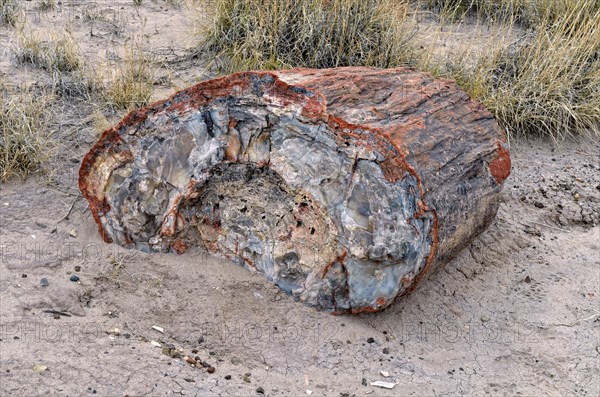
[79, 67, 510, 313]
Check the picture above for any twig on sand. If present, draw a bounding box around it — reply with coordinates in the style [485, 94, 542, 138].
[57, 194, 81, 223]
[553, 311, 600, 328]
[42, 309, 72, 317]
[529, 221, 570, 233]
[47, 182, 80, 197]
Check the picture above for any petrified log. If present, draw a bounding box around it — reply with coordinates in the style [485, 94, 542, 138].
[79, 67, 510, 313]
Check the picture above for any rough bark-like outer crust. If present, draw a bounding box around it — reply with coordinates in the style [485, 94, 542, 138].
[79, 67, 510, 313]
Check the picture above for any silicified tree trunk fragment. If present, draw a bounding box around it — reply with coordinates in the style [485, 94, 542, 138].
[79, 67, 511, 313]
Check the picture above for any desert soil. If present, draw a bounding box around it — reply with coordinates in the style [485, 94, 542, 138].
[1, 1, 599, 396]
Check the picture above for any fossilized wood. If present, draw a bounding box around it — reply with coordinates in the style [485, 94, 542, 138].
[79, 67, 511, 313]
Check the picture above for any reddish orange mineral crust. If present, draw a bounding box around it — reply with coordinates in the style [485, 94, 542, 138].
[489, 141, 512, 184]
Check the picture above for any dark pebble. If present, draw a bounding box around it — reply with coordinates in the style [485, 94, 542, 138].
[525, 276, 532, 283]
[534, 202, 545, 209]
[224, 375, 232, 380]
[367, 337, 375, 343]
[40, 278, 49, 287]
[207, 366, 215, 374]
[362, 378, 367, 386]
[256, 387, 265, 394]
[21, 274, 27, 278]
[197, 336, 204, 344]
[382, 347, 390, 354]
[74, 266, 81, 272]
[184, 378, 195, 383]
[191, 349, 198, 354]
[209, 351, 216, 356]
[70, 275, 80, 282]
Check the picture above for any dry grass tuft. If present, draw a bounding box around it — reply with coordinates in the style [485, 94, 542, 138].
[101, 46, 155, 111]
[420, 0, 600, 27]
[1, 0, 21, 27]
[0, 85, 54, 181]
[37, 0, 57, 11]
[424, 2, 600, 142]
[15, 30, 82, 73]
[199, 0, 420, 71]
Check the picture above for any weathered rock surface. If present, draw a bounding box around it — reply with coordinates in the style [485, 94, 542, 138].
[79, 67, 510, 313]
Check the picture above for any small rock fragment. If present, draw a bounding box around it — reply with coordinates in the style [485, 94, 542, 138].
[380, 371, 390, 377]
[382, 348, 389, 354]
[40, 278, 49, 287]
[306, 390, 313, 395]
[69, 229, 78, 238]
[256, 387, 265, 394]
[370, 381, 396, 389]
[361, 378, 368, 386]
[152, 325, 164, 333]
[162, 344, 181, 358]
[367, 337, 375, 344]
[74, 266, 81, 272]
[224, 375, 232, 380]
[207, 366, 215, 373]
[70, 275, 80, 282]
[150, 340, 161, 347]
[33, 365, 48, 372]
[184, 356, 197, 365]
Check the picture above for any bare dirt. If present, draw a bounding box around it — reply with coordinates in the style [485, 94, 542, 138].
[1, 1, 599, 396]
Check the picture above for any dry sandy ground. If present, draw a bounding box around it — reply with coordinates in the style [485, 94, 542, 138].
[1, 1, 600, 396]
